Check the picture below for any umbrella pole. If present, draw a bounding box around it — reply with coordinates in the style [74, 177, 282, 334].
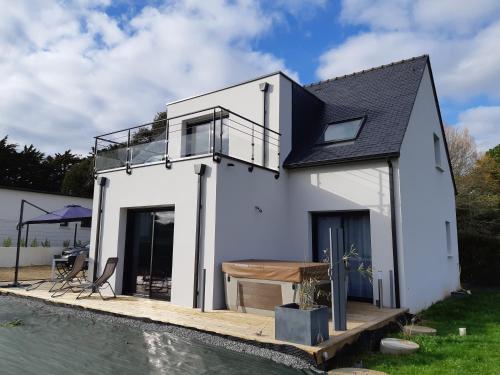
[73, 223, 78, 247]
[25, 224, 29, 247]
[13, 200, 25, 286]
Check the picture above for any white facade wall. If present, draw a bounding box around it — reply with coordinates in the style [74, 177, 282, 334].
[212, 161, 292, 309]
[0, 188, 92, 251]
[286, 161, 395, 308]
[89, 158, 218, 307]
[396, 66, 460, 313]
[90, 73, 291, 309]
[167, 74, 287, 170]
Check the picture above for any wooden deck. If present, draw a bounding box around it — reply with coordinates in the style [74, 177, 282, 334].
[0, 286, 406, 365]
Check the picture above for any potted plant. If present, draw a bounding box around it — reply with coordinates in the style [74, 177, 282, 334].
[275, 277, 329, 346]
[275, 245, 372, 346]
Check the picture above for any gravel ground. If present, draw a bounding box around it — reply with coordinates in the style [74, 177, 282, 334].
[1, 294, 323, 372]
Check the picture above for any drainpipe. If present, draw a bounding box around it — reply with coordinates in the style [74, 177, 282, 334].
[259, 82, 269, 168]
[93, 176, 107, 282]
[387, 160, 401, 308]
[193, 164, 207, 308]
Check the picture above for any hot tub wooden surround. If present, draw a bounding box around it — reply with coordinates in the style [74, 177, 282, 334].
[0, 287, 406, 365]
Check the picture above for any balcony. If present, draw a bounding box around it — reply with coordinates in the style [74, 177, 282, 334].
[94, 106, 281, 176]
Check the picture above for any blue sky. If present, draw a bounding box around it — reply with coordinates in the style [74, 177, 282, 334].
[0, 0, 499, 154]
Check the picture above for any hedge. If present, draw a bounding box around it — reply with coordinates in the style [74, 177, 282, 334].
[458, 232, 500, 286]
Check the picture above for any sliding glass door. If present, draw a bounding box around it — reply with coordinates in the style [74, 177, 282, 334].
[123, 208, 174, 301]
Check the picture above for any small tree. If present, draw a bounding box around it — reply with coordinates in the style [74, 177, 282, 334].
[61, 157, 94, 197]
[445, 126, 478, 179]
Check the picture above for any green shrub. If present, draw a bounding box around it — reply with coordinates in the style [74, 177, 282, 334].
[41, 239, 51, 247]
[63, 240, 70, 248]
[19, 239, 26, 247]
[30, 238, 38, 247]
[459, 231, 500, 286]
[2, 237, 12, 247]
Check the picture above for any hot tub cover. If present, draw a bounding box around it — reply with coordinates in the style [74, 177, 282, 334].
[222, 260, 329, 283]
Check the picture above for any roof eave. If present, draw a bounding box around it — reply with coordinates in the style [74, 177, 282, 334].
[284, 152, 400, 170]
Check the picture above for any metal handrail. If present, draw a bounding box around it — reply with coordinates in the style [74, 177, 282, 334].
[95, 105, 281, 139]
[94, 105, 281, 174]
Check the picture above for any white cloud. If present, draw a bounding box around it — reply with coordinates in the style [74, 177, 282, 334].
[318, 0, 500, 153]
[318, 1, 500, 103]
[454, 106, 500, 151]
[0, 0, 303, 154]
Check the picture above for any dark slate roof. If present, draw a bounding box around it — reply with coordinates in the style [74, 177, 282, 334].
[284, 55, 429, 168]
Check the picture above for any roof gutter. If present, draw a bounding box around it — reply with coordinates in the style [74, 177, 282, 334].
[284, 152, 400, 170]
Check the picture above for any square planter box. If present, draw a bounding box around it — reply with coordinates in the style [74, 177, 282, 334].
[275, 303, 329, 346]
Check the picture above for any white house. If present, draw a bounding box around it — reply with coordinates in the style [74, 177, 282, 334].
[90, 55, 459, 313]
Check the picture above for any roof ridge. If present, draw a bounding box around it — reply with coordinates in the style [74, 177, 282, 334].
[304, 54, 429, 88]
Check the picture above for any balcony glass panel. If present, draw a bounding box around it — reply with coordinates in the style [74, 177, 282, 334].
[95, 133, 128, 171]
[129, 121, 167, 166]
[94, 107, 280, 173]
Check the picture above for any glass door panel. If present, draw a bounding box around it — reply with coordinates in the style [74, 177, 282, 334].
[123, 208, 174, 301]
[150, 211, 174, 300]
[314, 211, 372, 301]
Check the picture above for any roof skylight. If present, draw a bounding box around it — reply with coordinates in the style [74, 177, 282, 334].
[319, 118, 364, 143]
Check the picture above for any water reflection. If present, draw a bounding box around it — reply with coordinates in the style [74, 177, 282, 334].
[0, 296, 306, 375]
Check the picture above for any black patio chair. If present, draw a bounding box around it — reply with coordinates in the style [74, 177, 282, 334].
[53, 257, 118, 300]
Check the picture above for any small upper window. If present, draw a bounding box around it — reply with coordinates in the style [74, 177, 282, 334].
[434, 133, 443, 170]
[319, 118, 364, 143]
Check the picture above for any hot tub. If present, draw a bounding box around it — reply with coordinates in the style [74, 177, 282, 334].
[222, 260, 329, 316]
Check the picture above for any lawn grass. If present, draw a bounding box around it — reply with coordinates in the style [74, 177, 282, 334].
[336, 288, 500, 374]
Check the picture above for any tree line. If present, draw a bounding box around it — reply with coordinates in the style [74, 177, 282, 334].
[0, 136, 94, 197]
[445, 127, 499, 286]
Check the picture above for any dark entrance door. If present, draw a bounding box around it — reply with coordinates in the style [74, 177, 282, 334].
[123, 208, 174, 301]
[313, 211, 372, 301]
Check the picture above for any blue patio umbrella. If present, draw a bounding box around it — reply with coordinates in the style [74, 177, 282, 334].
[8, 201, 93, 287]
[23, 205, 92, 225]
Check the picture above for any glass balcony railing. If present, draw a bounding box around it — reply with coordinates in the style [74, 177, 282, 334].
[94, 106, 281, 175]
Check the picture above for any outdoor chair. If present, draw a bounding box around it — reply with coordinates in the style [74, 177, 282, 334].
[53, 257, 118, 300]
[49, 253, 87, 294]
[26, 253, 86, 292]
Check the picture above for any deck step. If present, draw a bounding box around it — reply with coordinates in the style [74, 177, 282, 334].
[380, 338, 419, 355]
[403, 325, 436, 336]
[329, 368, 388, 375]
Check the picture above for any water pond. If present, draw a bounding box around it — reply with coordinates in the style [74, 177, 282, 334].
[0, 296, 314, 375]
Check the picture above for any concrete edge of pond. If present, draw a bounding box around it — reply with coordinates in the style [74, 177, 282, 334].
[0, 292, 318, 371]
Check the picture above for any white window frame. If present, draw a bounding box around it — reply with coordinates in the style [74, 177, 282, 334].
[434, 133, 443, 171]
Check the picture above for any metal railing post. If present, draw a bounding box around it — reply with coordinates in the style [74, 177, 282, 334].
[93, 138, 98, 178]
[275, 135, 280, 179]
[165, 119, 172, 169]
[249, 122, 255, 172]
[219, 109, 223, 155]
[212, 108, 217, 162]
[126, 129, 131, 174]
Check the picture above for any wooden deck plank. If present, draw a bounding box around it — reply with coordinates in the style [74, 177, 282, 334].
[0, 286, 406, 365]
